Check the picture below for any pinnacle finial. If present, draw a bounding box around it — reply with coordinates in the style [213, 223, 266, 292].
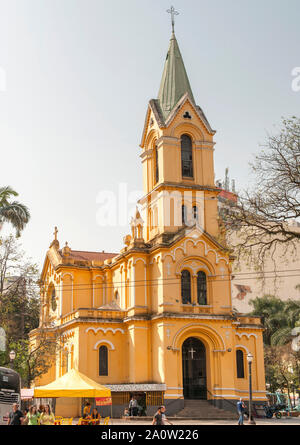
[167, 6, 179, 34]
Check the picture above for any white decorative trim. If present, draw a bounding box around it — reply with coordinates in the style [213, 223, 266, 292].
[176, 258, 212, 277]
[93, 340, 115, 350]
[162, 236, 229, 266]
[164, 394, 183, 398]
[128, 326, 148, 330]
[236, 333, 257, 339]
[85, 327, 124, 335]
[92, 275, 104, 281]
[235, 344, 250, 354]
[61, 273, 74, 313]
[157, 323, 175, 328]
[166, 387, 183, 390]
[133, 258, 146, 266]
[172, 322, 226, 351]
[61, 273, 74, 280]
[212, 394, 267, 400]
[107, 383, 166, 391]
[159, 302, 174, 307]
[214, 388, 266, 394]
[149, 254, 161, 265]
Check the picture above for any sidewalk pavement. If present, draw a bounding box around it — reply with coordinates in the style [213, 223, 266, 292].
[72, 417, 300, 426]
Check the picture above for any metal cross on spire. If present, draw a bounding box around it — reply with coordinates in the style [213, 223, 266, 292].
[167, 6, 179, 33]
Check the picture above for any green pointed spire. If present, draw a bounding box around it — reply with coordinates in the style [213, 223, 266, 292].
[158, 33, 195, 120]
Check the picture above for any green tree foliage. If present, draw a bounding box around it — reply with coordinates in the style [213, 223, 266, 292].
[0, 235, 58, 386]
[0, 236, 40, 340]
[249, 295, 300, 400]
[249, 295, 300, 346]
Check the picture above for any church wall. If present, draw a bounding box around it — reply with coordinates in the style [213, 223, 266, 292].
[149, 260, 159, 313]
[72, 269, 93, 309]
[128, 322, 150, 383]
[61, 273, 73, 315]
[93, 275, 104, 307]
[78, 324, 128, 384]
[132, 259, 147, 309]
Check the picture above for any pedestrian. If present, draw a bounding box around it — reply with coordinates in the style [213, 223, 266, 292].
[161, 405, 173, 425]
[152, 406, 164, 425]
[7, 403, 24, 425]
[83, 401, 91, 419]
[129, 396, 138, 416]
[237, 398, 246, 425]
[26, 405, 40, 425]
[39, 404, 55, 425]
[38, 405, 45, 417]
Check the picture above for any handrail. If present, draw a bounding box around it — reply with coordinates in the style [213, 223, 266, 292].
[206, 388, 263, 417]
[206, 388, 238, 409]
[165, 395, 185, 408]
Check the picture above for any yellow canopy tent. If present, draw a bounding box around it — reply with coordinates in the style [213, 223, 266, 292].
[34, 369, 111, 398]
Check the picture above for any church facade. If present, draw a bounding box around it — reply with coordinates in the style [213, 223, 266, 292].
[30, 31, 266, 417]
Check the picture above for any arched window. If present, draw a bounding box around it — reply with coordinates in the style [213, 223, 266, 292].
[181, 134, 193, 178]
[197, 271, 207, 305]
[236, 350, 245, 379]
[99, 345, 108, 376]
[51, 288, 57, 312]
[182, 205, 187, 225]
[181, 270, 191, 304]
[193, 205, 198, 223]
[154, 143, 159, 183]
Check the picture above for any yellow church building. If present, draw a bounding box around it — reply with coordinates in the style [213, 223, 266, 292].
[30, 29, 267, 417]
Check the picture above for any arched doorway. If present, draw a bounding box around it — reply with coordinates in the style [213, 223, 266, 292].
[182, 337, 207, 399]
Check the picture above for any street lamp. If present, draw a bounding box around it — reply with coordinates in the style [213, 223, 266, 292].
[9, 350, 16, 369]
[247, 352, 256, 425]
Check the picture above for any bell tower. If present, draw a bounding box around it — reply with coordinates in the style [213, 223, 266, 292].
[139, 24, 220, 244]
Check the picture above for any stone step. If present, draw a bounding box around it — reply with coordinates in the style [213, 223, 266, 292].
[175, 400, 237, 420]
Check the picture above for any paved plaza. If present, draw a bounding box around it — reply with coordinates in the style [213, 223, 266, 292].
[76, 417, 300, 426]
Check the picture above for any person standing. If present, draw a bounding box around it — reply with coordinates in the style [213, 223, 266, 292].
[38, 405, 45, 417]
[26, 405, 40, 425]
[7, 403, 24, 425]
[152, 406, 164, 425]
[153, 406, 172, 425]
[39, 404, 55, 425]
[83, 401, 91, 419]
[129, 396, 138, 416]
[161, 405, 173, 425]
[237, 398, 246, 425]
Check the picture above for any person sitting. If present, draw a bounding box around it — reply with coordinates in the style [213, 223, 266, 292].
[90, 408, 101, 424]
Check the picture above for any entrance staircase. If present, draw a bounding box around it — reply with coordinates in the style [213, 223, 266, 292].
[174, 399, 237, 420]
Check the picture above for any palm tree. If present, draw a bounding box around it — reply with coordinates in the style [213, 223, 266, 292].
[249, 295, 287, 345]
[0, 186, 30, 237]
[249, 295, 300, 346]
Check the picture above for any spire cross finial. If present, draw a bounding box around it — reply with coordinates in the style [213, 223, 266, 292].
[167, 5, 179, 33]
[53, 226, 58, 241]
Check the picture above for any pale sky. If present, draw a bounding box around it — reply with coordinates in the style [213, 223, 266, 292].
[0, 0, 299, 268]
